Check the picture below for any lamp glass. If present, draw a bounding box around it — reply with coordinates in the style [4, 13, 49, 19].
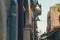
[35, 5, 40, 10]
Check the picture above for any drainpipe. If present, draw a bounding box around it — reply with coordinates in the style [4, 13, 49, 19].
[18, 0, 23, 40]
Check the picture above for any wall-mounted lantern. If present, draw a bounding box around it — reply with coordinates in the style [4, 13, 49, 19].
[34, 1, 41, 15]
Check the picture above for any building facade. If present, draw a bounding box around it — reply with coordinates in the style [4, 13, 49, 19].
[47, 4, 60, 31]
[45, 4, 60, 40]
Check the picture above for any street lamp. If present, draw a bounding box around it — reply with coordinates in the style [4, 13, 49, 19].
[35, 3, 40, 10]
[36, 17, 40, 21]
[33, 1, 41, 40]
[34, 1, 41, 15]
[23, 6, 26, 13]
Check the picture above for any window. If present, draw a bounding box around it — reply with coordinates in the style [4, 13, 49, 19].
[59, 15, 60, 22]
[57, 8, 60, 12]
[57, 7, 60, 12]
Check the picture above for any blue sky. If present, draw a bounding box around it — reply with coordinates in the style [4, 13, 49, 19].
[37, 0, 60, 34]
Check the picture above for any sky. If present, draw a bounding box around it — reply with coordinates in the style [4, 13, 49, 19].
[37, 0, 60, 34]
